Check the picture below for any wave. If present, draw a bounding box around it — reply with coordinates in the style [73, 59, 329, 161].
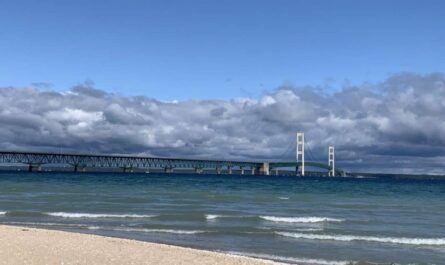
[276, 232, 445, 246]
[206, 214, 222, 220]
[205, 215, 343, 223]
[0, 211, 48, 217]
[3, 221, 207, 235]
[3, 221, 92, 228]
[205, 214, 250, 220]
[112, 227, 208, 234]
[278, 197, 289, 200]
[355, 176, 376, 179]
[226, 251, 352, 265]
[260, 216, 344, 223]
[46, 212, 156, 218]
[293, 228, 324, 232]
[0, 211, 5, 215]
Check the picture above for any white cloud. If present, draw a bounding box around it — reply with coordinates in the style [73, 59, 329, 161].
[0, 73, 445, 173]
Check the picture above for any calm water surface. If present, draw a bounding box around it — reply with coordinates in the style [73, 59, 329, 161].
[0, 172, 444, 265]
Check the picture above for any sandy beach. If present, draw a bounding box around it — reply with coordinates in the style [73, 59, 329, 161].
[0, 225, 277, 265]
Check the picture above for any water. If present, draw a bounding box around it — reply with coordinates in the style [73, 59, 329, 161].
[0, 172, 444, 265]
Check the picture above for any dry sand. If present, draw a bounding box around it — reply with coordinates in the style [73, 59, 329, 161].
[0, 225, 279, 265]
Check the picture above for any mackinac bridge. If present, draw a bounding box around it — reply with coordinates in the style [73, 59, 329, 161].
[0, 132, 347, 176]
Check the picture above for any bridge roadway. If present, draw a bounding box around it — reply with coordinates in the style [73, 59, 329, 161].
[0, 150, 336, 175]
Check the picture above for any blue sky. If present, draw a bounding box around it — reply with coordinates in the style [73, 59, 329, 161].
[0, 0, 444, 100]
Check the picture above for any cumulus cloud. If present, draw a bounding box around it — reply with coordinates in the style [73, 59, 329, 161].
[0, 72, 444, 174]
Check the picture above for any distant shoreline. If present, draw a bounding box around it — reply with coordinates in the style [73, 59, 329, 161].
[0, 168, 444, 180]
[0, 225, 277, 265]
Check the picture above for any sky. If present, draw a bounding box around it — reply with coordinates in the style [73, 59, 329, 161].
[1, 0, 444, 100]
[0, 1, 445, 174]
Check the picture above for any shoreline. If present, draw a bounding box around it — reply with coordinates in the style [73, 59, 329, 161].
[0, 225, 280, 265]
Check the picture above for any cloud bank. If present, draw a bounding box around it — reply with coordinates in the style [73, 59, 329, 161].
[1, 73, 444, 174]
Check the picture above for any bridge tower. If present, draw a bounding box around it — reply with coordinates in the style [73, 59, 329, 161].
[296, 132, 305, 176]
[328, 145, 335, 177]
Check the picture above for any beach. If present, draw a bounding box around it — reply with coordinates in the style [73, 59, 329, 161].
[0, 225, 276, 265]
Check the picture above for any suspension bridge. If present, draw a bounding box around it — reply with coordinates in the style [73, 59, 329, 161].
[0, 132, 345, 176]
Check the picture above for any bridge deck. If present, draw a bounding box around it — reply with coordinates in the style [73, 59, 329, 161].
[0, 151, 338, 175]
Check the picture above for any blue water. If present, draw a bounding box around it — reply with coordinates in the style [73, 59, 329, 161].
[0, 172, 444, 265]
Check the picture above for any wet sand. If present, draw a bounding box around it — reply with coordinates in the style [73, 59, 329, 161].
[0, 225, 278, 265]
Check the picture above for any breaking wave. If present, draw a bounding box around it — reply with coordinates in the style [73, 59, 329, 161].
[276, 232, 445, 246]
[113, 227, 209, 234]
[205, 214, 249, 220]
[2, 221, 208, 235]
[3, 221, 93, 228]
[206, 214, 222, 220]
[46, 212, 156, 218]
[260, 216, 344, 223]
[293, 228, 324, 232]
[226, 251, 352, 265]
[0, 211, 6, 215]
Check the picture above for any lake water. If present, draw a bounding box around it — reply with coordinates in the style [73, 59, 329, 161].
[0, 172, 444, 265]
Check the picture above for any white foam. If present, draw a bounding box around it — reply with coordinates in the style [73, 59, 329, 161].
[3, 221, 90, 228]
[47, 212, 156, 218]
[226, 251, 352, 265]
[276, 232, 445, 246]
[114, 227, 208, 234]
[355, 175, 375, 179]
[206, 214, 221, 220]
[260, 216, 344, 223]
[0, 211, 6, 215]
[294, 228, 324, 232]
[205, 214, 241, 220]
[278, 197, 289, 200]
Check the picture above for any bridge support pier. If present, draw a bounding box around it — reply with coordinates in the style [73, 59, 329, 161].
[251, 168, 255, 175]
[274, 168, 279, 176]
[73, 164, 86, 173]
[122, 167, 134, 173]
[28, 164, 42, 172]
[228, 166, 232, 174]
[240, 167, 244, 175]
[216, 167, 222, 175]
[259, 163, 270, 175]
[194, 168, 203, 174]
[296, 165, 301, 176]
[164, 167, 174, 173]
